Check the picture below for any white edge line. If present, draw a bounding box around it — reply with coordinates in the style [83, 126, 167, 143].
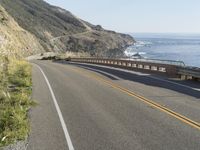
[33, 63, 74, 150]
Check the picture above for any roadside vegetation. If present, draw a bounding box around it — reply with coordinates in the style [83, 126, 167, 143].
[0, 56, 34, 147]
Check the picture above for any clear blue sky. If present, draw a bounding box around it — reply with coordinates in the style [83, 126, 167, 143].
[45, 0, 200, 33]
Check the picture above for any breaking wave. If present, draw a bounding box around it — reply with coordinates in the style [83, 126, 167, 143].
[133, 41, 153, 48]
[125, 40, 151, 57]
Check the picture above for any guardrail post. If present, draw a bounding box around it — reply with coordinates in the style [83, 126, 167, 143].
[151, 66, 158, 71]
[144, 65, 150, 70]
[133, 64, 138, 68]
[138, 64, 144, 69]
[181, 75, 186, 80]
[124, 62, 127, 66]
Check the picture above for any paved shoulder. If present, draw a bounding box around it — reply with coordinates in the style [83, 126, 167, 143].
[27, 64, 68, 150]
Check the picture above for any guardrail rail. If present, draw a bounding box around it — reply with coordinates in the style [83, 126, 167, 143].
[70, 57, 181, 77]
[178, 67, 200, 80]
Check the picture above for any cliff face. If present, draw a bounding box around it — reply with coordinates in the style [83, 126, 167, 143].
[0, 5, 44, 57]
[0, 0, 135, 57]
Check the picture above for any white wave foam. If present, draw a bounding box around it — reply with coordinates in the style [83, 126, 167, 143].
[134, 41, 152, 47]
[138, 52, 146, 55]
[124, 48, 147, 57]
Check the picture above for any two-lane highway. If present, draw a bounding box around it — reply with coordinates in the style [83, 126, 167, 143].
[28, 60, 200, 150]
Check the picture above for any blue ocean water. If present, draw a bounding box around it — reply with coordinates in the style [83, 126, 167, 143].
[125, 33, 200, 67]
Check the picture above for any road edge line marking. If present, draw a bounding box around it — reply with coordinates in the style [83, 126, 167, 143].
[70, 66, 200, 131]
[33, 64, 74, 150]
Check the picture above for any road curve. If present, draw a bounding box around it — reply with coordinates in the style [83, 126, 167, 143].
[28, 60, 200, 150]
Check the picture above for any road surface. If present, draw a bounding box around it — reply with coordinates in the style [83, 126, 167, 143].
[28, 60, 200, 150]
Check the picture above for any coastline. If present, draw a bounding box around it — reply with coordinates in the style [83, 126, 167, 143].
[124, 33, 200, 67]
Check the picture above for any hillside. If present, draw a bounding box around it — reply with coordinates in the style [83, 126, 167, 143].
[0, 0, 135, 57]
[0, 5, 44, 57]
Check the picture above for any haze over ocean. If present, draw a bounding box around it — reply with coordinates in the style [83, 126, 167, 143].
[125, 33, 200, 67]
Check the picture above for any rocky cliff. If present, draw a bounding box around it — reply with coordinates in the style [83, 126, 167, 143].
[0, 5, 44, 57]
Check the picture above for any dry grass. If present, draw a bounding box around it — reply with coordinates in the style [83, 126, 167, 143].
[0, 56, 34, 147]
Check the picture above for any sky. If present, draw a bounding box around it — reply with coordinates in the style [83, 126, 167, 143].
[45, 0, 200, 33]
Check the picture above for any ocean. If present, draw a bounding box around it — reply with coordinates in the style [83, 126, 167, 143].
[125, 33, 200, 67]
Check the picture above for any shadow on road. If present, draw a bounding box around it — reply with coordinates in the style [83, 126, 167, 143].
[54, 61, 200, 99]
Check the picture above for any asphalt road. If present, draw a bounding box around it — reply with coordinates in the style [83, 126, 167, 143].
[28, 60, 200, 150]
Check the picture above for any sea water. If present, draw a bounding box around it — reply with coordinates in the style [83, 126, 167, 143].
[125, 33, 200, 67]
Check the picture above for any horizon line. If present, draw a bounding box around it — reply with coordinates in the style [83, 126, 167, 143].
[125, 32, 200, 35]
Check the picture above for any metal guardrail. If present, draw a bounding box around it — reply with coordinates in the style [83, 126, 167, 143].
[70, 57, 200, 80]
[70, 57, 179, 77]
[123, 58, 185, 67]
[178, 67, 200, 79]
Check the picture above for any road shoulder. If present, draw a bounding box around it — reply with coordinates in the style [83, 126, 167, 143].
[27, 65, 68, 150]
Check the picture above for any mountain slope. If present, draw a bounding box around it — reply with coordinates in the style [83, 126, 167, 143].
[0, 5, 44, 57]
[0, 0, 135, 57]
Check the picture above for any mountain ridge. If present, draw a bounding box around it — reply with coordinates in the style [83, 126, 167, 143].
[0, 0, 135, 57]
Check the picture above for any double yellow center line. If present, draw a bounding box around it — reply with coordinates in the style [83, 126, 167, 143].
[70, 66, 200, 131]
